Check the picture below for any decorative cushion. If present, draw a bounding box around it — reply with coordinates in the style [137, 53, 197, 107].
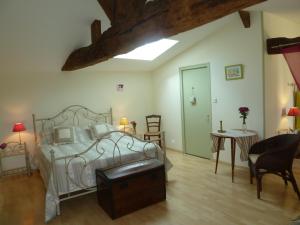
[91, 123, 115, 139]
[54, 126, 75, 145]
[74, 127, 92, 143]
[249, 154, 267, 172]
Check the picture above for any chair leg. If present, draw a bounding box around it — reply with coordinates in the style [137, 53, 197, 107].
[256, 177, 261, 199]
[289, 170, 300, 200]
[259, 178, 263, 192]
[158, 135, 162, 148]
[256, 172, 263, 199]
[281, 171, 288, 186]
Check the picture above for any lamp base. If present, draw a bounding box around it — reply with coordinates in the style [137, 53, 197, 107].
[18, 132, 22, 144]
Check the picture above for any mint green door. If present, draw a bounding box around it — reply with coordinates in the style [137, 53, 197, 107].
[181, 65, 212, 159]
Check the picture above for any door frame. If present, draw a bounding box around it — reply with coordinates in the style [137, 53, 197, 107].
[179, 63, 212, 158]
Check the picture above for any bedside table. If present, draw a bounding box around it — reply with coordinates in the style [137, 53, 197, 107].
[0, 142, 31, 177]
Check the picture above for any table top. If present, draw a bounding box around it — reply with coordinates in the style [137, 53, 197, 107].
[211, 129, 258, 138]
[0, 142, 26, 158]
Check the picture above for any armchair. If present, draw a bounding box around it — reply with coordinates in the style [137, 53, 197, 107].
[248, 134, 300, 199]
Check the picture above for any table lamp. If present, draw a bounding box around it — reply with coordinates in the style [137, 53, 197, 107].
[287, 107, 300, 132]
[12, 122, 26, 144]
[120, 117, 129, 132]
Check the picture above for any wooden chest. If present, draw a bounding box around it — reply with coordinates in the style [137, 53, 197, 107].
[96, 159, 166, 219]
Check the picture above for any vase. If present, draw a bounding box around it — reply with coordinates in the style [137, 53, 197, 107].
[242, 118, 247, 133]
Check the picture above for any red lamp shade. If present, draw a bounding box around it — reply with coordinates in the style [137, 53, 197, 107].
[287, 107, 300, 117]
[12, 123, 26, 132]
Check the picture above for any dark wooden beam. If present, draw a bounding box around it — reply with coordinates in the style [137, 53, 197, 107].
[114, 0, 147, 25]
[91, 20, 101, 44]
[62, 0, 266, 71]
[97, 0, 115, 23]
[238, 10, 251, 28]
[267, 37, 300, 54]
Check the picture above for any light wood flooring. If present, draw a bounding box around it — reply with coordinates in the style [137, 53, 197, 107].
[0, 150, 300, 225]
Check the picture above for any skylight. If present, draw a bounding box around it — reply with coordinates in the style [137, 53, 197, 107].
[114, 39, 178, 61]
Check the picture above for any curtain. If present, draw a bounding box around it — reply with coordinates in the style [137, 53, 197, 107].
[282, 46, 300, 158]
[295, 91, 300, 130]
[282, 45, 300, 89]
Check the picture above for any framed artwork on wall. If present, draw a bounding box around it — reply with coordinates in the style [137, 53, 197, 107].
[225, 64, 243, 80]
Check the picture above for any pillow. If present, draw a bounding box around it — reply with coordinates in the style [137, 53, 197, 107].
[91, 123, 114, 139]
[74, 127, 93, 143]
[53, 126, 75, 145]
[106, 124, 117, 132]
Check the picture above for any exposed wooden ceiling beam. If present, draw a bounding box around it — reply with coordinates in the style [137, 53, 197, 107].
[238, 10, 251, 28]
[97, 0, 115, 23]
[91, 20, 101, 44]
[267, 37, 300, 54]
[62, 0, 266, 71]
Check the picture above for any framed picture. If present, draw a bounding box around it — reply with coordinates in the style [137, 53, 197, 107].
[225, 64, 243, 80]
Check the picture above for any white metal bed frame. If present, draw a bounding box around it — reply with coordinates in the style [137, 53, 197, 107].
[32, 105, 166, 217]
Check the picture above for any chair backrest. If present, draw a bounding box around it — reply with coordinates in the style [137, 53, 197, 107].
[146, 115, 161, 133]
[256, 134, 300, 170]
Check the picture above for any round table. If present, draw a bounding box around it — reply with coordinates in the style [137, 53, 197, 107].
[211, 129, 259, 182]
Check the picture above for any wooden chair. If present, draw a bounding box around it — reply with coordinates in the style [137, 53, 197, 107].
[248, 134, 300, 200]
[144, 115, 162, 147]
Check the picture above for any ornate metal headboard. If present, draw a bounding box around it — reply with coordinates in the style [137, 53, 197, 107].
[32, 105, 112, 145]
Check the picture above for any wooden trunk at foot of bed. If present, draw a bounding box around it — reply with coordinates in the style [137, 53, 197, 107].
[96, 159, 166, 219]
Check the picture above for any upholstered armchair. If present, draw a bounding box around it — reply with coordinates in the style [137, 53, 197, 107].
[248, 134, 300, 199]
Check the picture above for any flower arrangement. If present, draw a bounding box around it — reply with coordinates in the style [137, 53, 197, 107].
[0, 143, 7, 150]
[239, 107, 249, 124]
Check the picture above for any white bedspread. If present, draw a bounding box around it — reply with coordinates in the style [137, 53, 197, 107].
[36, 132, 169, 222]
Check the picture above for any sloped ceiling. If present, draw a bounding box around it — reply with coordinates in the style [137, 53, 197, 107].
[248, 0, 300, 24]
[0, 0, 109, 73]
[0, 0, 299, 74]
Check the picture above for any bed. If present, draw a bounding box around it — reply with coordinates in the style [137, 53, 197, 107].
[32, 105, 170, 222]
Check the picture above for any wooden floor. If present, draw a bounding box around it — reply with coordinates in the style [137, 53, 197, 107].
[1, 150, 300, 225]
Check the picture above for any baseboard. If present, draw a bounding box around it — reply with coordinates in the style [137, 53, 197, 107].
[166, 147, 183, 153]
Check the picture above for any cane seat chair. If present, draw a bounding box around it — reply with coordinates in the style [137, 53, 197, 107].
[144, 115, 162, 147]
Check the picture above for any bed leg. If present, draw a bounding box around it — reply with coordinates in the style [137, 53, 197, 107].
[161, 131, 168, 182]
[50, 149, 61, 216]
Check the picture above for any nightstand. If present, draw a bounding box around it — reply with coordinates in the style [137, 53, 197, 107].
[0, 142, 31, 177]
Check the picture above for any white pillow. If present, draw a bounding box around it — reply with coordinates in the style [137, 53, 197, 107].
[74, 127, 92, 143]
[53, 126, 75, 145]
[106, 124, 117, 131]
[91, 123, 114, 139]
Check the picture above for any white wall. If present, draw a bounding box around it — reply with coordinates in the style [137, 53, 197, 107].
[263, 12, 300, 138]
[152, 12, 264, 166]
[0, 0, 154, 167]
[0, 71, 154, 160]
[0, 0, 110, 74]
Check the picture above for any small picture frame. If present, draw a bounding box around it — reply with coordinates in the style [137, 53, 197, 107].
[225, 64, 243, 80]
[117, 84, 124, 92]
